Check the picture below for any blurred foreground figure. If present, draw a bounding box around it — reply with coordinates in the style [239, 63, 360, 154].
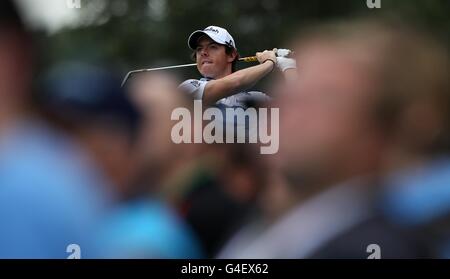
[128, 73, 266, 257]
[0, 1, 112, 258]
[42, 62, 140, 200]
[219, 18, 449, 258]
[84, 73, 202, 258]
[41, 68, 202, 258]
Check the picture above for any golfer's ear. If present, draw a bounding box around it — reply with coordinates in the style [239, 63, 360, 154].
[227, 49, 238, 62]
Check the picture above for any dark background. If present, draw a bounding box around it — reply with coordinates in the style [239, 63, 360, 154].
[34, 0, 449, 83]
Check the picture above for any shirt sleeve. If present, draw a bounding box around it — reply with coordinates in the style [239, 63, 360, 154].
[178, 79, 208, 100]
[244, 91, 271, 102]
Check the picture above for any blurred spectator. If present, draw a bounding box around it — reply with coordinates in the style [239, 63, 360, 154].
[44, 71, 204, 258]
[0, 0, 112, 258]
[219, 18, 449, 258]
[127, 73, 267, 257]
[40, 62, 140, 199]
[180, 143, 267, 257]
[371, 24, 450, 258]
[126, 72, 197, 198]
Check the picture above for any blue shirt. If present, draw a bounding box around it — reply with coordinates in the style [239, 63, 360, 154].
[0, 120, 112, 258]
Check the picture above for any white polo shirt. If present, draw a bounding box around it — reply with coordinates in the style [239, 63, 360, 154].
[179, 78, 269, 105]
[179, 78, 270, 140]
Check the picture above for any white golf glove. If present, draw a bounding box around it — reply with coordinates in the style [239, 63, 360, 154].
[275, 48, 292, 58]
[273, 48, 296, 72]
[276, 57, 296, 72]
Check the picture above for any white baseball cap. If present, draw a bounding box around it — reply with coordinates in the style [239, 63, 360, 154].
[188, 25, 237, 50]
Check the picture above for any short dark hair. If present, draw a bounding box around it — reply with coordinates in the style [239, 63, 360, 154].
[191, 45, 240, 72]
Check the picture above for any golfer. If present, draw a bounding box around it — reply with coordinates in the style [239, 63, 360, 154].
[179, 25, 296, 138]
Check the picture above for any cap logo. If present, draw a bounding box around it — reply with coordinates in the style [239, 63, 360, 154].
[225, 40, 234, 47]
[190, 80, 201, 88]
[204, 27, 219, 34]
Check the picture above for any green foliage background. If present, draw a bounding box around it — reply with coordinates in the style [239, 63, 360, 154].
[36, 0, 449, 81]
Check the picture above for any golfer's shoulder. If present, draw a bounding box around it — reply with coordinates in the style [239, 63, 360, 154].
[178, 79, 208, 93]
[178, 79, 208, 100]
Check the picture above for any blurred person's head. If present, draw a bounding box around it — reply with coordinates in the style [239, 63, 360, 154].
[127, 72, 199, 190]
[277, 19, 449, 196]
[0, 0, 33, 130]
[40, 63, 141, 198]
[188, 26, 239, 78]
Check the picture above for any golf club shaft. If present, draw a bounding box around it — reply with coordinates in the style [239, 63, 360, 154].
[121, 56, 258, 87]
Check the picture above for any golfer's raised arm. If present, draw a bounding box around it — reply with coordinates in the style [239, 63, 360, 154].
[202, 50, 276, 105]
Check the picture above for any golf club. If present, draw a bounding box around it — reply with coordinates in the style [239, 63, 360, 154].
[121, 49, 293, 87]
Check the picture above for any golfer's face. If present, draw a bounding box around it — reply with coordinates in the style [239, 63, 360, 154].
[195, 36, 230, 78]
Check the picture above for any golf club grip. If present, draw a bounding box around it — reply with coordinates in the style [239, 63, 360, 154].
[239, 56, 258, 62]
